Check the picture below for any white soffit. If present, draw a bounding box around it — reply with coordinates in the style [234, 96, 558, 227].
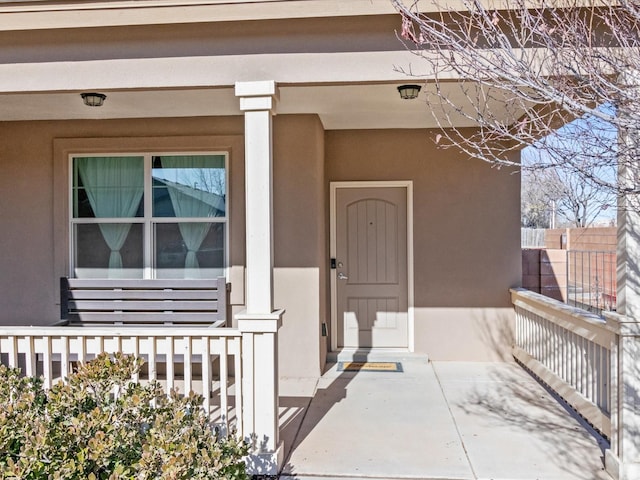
[0, 52, 436, 92]
[0, 83, 522, 130]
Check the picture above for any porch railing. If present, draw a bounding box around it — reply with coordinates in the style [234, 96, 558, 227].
[0, 326, 243, 437]
[511, 288, 615, 438]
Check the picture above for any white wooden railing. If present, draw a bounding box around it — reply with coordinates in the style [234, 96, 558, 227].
[0, 317, 283, 475]
[511, 288, 615, 438]
[0, 326, 243, 437]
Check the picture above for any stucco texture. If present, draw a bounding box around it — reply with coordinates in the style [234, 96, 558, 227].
[0, 114, 328, 378]
[0, 116, 243, 324]
[0, 116, 521, 376]
[326, 129, 522, 361]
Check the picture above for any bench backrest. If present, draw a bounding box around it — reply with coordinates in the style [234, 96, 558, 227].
[60, 277, 229, 326]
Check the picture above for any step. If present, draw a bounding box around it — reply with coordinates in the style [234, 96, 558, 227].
[326, 349, 429, 363]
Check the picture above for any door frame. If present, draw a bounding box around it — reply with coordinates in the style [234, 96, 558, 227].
[329, 181, 415, 352]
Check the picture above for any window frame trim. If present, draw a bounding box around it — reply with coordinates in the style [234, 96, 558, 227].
[68, 150, 230, 279]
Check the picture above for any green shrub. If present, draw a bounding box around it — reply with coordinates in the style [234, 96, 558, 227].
[0, 353, 248, 480]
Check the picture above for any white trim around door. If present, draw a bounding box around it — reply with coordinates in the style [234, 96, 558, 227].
[329, 181, 414, 352]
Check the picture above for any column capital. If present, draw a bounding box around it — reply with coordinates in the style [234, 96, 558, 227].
[235, 80, 277, 97]
[235, 80, 279, 112]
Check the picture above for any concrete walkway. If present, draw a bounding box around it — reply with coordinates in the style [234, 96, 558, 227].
[278, 356, 611, 480]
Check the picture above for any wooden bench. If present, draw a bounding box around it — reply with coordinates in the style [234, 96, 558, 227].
[60, 277, 229, 327]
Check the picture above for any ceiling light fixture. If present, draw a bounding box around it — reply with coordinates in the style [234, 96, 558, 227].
[81, 92, 107, 107]
[397, 84, 422, 100]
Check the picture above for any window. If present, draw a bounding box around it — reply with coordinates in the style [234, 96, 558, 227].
[71, 153, 227, 279]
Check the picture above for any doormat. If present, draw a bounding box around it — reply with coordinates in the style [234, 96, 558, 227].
[337, 361, 403, 373]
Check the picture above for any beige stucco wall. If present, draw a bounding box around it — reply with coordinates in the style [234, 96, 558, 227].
[0, 117, 522, 375]
[326, 129, 522, 361]
[0, 114, 327, 378]
[273, 115, 326, 378]
[0, 15, 403, 64]
[0, 116, 244, 325]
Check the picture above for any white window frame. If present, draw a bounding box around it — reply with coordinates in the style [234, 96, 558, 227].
[68, 151, 229, 279]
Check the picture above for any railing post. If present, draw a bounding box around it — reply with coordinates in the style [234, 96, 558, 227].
[605, 312, 640, 480]
[237, 312, 284, 475]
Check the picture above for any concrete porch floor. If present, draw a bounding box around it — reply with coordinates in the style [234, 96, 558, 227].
[278, 356, 611, 480]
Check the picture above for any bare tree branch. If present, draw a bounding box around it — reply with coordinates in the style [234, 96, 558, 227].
[392, 0, 640, 205]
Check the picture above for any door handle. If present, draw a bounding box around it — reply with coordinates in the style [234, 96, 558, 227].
[338, 272, 348, 280]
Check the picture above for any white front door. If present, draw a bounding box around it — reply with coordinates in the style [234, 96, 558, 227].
[335, 186, 408, 348]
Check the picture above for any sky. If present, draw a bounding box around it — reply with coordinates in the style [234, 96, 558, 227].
[520, 104, 618, 226]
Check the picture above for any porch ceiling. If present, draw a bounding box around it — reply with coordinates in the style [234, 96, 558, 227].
[0, 83, 522, 130]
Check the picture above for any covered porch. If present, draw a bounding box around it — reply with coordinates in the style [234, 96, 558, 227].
[280, 357, 609, 480]
[279, 287, 637, 479]
[1, 2, 640, 478]
[1, 287, 637, 478]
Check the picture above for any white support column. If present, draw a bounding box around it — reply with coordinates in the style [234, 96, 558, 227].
[616, 175, 640, 322]
[234, 80, 284, 476]
[616, 69, 640, 321]
[604, 70, 640, 480]
[607, 198, 640, 479]
[236, 80, 277, 315]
